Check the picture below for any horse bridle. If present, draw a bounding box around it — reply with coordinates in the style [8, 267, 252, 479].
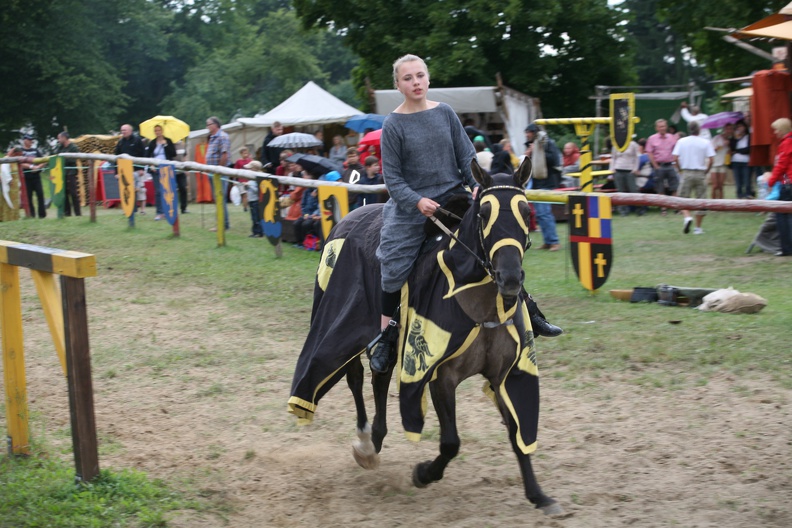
[430, 184, 531, 279]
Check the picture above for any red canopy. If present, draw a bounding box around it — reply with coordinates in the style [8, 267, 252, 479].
[751, 69, 792, 166]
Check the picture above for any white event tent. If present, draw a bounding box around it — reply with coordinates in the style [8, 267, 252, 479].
[186, 81, 364, 160]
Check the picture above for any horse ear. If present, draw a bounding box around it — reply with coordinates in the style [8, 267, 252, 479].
[470, 158, 492, 188]
[514, 156, 532, 187]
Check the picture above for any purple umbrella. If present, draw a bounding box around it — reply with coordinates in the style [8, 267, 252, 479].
[700, 111, 744, 129]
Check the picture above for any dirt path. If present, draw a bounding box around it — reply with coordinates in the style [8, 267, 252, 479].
[13, 272, 792, 527]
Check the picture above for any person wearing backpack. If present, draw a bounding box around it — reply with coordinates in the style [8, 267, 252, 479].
[524, 123, 562, 251]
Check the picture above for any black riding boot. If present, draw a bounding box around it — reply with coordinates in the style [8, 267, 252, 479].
[368, 319, 400, 374]
[526, 294, 563, 337]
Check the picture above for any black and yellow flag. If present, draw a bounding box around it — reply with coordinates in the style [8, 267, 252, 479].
[568, 194, 613, 291]
[259, 177, 282, 246]
[117, 158, 136, 217]
[610, 93, 635, 153]
[318, 185, 349, 240]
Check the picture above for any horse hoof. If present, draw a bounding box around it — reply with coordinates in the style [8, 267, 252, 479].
[412, 464, 429, 488]
[539, 502, 566, 517]
[352, 443, 380, 470]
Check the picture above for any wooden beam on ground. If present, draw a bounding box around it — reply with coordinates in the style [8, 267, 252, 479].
[524, 190, 792, 213]
[608, 193, 792, 213]
[2, 154, 390, 194]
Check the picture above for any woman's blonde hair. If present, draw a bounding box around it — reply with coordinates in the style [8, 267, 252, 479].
[771, 117, 792, 135]
[392, 54, 428, 87]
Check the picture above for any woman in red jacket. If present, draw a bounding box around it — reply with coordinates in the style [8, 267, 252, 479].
[768, 117, 792, 256]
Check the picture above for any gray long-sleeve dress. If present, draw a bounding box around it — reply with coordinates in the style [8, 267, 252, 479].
[376, 102, 476, 292]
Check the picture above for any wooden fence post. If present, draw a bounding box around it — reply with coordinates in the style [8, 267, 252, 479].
[1, 262, 30, 456]
[1, 240, 98, 480]
[88, 160, 97, 223]
[213, 173, 226, 246]
[61, 275, 99, 482]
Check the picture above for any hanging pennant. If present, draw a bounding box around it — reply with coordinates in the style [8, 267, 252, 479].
[568, 194, 613, 291]
[259, 177, 282, 246]
[159, 164, 178, 225]
[609, 93, 635, 153]
[117, 158, 136, 218]
[318, 186, 349, 240]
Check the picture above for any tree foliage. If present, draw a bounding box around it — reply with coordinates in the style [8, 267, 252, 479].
[11, 0, 782, 148]
[293, 0, 637, 118]
[1, 0, 127, 144]
[163, 9, 328, 128]
[657, 0, 788, 81]
[0, 0, 358, 145]
[621, 0, 695, 87]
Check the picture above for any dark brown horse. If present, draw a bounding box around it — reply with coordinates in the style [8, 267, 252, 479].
[289, 159, 561, 516]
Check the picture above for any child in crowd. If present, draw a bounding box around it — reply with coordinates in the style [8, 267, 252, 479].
[294, 169, 322, 250]
[243, 160, 264, 238]
[136, 171, 147, 213]
[342, 147, 364, 183]
[233, 147, 253, 211]
[354, 156, 385, 209]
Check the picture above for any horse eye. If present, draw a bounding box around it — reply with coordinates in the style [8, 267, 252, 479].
[479, 202, 492, 220]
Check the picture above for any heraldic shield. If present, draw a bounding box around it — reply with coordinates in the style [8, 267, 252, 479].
[610, 93, 635, 153]
[117, 158, 136, 218]
[568, 194, 613, 291]
[318, 185, 349, 240]
[158, 164, 178, 225]
[260, 177, 283, 246]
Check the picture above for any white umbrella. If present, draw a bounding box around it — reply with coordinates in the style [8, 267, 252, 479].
[267, 132, 323, 149]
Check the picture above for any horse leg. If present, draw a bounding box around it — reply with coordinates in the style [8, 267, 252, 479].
[412, 377, 460, 488]
[504, 412, 562, 515]
[347, 358, 379, 469]
[370, 364, 394, 453]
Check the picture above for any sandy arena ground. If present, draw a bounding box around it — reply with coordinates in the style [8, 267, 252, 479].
[9, 267, 791, 528]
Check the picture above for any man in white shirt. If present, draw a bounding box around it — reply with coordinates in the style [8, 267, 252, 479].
[680, 102, 711, 140]
[672, 121, 715, 234]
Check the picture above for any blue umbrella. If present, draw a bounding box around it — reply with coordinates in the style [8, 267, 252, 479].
[345, 114, 386, 133]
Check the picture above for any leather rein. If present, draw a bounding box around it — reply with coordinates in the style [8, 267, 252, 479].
[429, 184, 529, 280]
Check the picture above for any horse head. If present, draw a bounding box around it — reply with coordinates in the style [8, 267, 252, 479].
[470, 158, 533, 301]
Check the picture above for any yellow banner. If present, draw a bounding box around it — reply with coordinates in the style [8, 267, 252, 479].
[117, 159, 135, 217]
[318, 186, 349, 240]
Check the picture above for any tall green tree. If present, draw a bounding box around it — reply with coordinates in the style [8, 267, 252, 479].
[162, 8, 328, 128]
[621, 0, 693, 86]
[1, 0, 126, 145]
[0, 0, 201, 145]
[293, 0, 636, 118]
[658, 0, 787, 81]
[105, 0, 199, 127]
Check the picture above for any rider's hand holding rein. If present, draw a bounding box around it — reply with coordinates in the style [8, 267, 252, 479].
[417, 197, 440, 217]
